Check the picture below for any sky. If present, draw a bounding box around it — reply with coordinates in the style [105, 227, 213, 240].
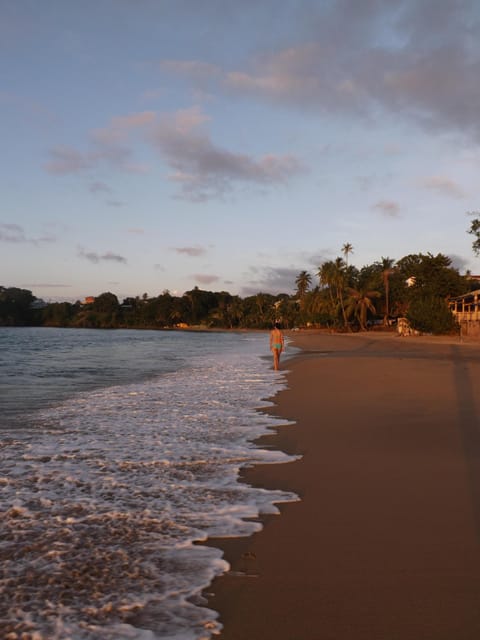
[2, 0, 480, 302]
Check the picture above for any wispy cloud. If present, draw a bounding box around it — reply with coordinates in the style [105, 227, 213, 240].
[45, 111, 155, 175]
[46, 146, 93, 175]
[0, 223, 55, 245]
[419, 175, 465, 198]
[78, 247, 127, 264]
[22, 283, 71, 289]
[173, 245, 208, 257]
[89, 181, 112, 194]
[46, 105, 303, 201]
[152, 106, 305, 201]
[0, 223, 26, 243]
[191, 274, 220, 285]
[160, 2, 480, 141]
[372, 200, 401, 217]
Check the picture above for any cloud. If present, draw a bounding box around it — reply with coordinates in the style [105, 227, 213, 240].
[152, 106, 305, 200]
[191, 274, 220, 285]
[90, 181, 112, 194]
[0, 223, 55, 245]
[45, 146, 93, 175]
[419, 176, 465, 198]
[160, 60, 221, 82]
[78, 247, 127, 264]
[45, 111, 155, 175]
[46, 106, 303, 200]
[372, 200, 401, 217]
[160, 2, 480, 142]
[22, 283, 71, 288]
[449, 254, 470, 272]
[173, 245, 207, 257]
[241, 265, 299, 296]
[0, 223, 26, 243]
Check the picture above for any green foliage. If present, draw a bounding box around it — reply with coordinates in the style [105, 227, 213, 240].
[41, 302, 78, 326]
[0, 250, 471, 333]
[467, 214, 480, 255]
[345, 288, 381, 330]
[407, 296, 458, 335]
[0, 287, 35, 325]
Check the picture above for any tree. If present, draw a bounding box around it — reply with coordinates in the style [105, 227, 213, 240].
[407, 296, 457, 335]
[92, 292, 119, 314]
[295, 270, 312, 299]
[467, 213, 480, 255]
[318, 258, 349, 328]
[345, 287, 381, 330]
[0, 287, 35, 325]
[342, 242, 354, 267]
[380, 256, 395, 325]
[395, 253, 466, 299]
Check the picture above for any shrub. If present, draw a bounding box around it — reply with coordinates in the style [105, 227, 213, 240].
[407, 296, 457, 334]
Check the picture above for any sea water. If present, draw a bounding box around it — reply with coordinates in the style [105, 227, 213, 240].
[0, 327, 298, 639]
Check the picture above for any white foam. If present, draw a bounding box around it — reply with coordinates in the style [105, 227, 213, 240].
[0, 333, 298, 639]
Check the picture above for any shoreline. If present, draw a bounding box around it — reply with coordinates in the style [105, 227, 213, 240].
[203, 330, 480, 639]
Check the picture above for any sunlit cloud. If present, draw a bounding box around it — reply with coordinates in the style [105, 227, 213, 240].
[419, 175, 465, 198]
[191, 274, 220, 285]
[173, 245, 207, 257]
[372, 200, 401, 217]
[46, 105, 302, 200]
[160, 2, 480, 141]
[46, 146, 93, 175]
[152, 106, 305, 201]
[46, 111, 155, 176]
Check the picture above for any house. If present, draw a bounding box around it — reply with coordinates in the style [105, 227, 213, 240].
[448, 289, 480, 323]
[449, 289, 480, 337]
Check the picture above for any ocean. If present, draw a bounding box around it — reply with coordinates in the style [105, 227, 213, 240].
[0, 327, 298, 640]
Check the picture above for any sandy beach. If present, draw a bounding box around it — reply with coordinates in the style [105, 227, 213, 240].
[205, 331, 480, 639]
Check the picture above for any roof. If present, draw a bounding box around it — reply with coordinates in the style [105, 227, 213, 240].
[449, 289, 480, 302]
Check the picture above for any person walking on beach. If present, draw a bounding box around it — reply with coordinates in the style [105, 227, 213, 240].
[270, 322, 285, 371]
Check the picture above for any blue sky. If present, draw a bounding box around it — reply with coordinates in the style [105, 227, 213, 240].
[2, 0, 480, 302]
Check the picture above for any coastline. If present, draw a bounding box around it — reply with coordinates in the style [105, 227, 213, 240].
[204, 330, 480, 639]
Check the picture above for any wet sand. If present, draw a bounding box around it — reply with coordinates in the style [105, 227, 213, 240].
[205, 331, 480, 639]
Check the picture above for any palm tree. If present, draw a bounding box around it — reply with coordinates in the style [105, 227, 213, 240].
[342, 243, 354, 267]
[318, 258, 348, 327]
[345, 287, 381, 331]
[295, 270, 312, 300]
[380, 256, 395, 325]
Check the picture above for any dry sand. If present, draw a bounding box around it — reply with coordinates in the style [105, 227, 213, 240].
[204, 331, 480, 640]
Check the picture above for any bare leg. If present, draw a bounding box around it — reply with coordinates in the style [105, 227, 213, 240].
[272, 348, 280, 370]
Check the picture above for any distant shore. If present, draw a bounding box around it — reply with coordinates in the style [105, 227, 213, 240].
[204, 330, 480, 639]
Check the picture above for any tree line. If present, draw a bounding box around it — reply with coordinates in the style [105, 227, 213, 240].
[1, 250, 476, 334]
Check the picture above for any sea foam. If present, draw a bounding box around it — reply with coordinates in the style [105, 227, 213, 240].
[0, 331, 298, 639]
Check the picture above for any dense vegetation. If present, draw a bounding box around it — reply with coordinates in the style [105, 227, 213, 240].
[0, 252, 475, 334]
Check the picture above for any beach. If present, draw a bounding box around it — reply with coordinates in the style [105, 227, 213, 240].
[205, 331, 480, 639]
